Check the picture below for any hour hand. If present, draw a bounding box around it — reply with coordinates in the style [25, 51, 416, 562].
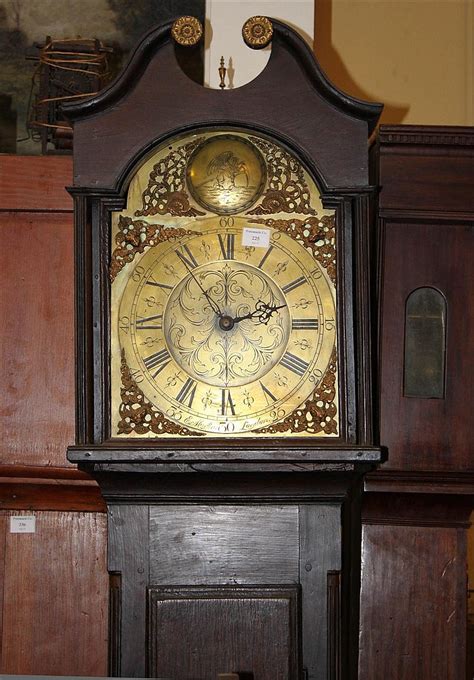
[232, 300, 286, 325]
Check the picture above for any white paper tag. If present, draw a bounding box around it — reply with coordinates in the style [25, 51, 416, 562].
[242, 227, 270, 249]
[10, 516, 36, 534]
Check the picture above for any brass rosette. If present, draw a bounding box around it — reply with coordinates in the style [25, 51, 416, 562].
[242, 16, 273, 49]
[171, 16, 203, 46]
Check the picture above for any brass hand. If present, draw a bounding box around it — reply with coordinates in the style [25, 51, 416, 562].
[232, 300, 286, 325]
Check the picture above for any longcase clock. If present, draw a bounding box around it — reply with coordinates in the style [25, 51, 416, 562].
[64, 15, 384, 680]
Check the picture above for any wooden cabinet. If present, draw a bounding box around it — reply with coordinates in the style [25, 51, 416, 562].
[360, 125, 474, 680]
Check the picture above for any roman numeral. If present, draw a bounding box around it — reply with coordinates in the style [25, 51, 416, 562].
[259, 381, 277, 405]
[145, 277, 173, 291]
[292, 318, 319, 330]
[218, 233, 235, 260]
[175, 245, 198, 270]
[135, 314, 163, 330]
[143, 348, 171, 378]
[282, 276, 306, 294]
[176, 377, 197, 408]
[257, 245, 274, 269]
[221, 388, 235, 416]
[280, 351, 309, 377]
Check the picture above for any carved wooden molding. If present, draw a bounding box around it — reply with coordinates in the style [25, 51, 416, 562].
[362, 491, 473, 528]
[379, 124, 474, 148]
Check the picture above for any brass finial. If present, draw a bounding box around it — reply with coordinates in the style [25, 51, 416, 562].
[242, 16, 273, 49]
[171, 16, 203, 46]
[218, 56, 226, 89]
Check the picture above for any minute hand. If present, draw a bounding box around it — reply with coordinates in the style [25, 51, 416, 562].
[232, 300, 286, 325]
[183, 263, 224, 318]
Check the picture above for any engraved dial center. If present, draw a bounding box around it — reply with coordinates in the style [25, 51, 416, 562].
[163, 260, 290, 388]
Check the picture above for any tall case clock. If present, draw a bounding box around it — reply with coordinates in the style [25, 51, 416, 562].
[65, 16, 384, 680]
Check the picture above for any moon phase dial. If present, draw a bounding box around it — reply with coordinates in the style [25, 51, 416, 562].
[186, 135, 266, 214]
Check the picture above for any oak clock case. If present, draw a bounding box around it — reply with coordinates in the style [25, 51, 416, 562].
[110, 130, 339, 440]
[62, 16, 386, 680]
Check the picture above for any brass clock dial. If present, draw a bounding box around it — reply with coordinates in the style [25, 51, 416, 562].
[110, 130, 339, 438]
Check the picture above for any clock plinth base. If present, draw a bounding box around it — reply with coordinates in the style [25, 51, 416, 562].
[72, 446, 382, 679]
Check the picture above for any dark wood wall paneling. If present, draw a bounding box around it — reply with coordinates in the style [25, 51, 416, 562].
[0, 156, 107, 674]
[360, 126, 474, 680]
[359, 520, 467, 680]
[376, 127, 474, 474]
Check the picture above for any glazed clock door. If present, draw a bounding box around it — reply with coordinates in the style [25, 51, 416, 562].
[110, 130, 339, 440]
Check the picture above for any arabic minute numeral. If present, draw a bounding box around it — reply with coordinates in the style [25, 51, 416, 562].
[166, 407, 182, 421]
[310, 267, 323, 280]
[309, 368, 324, 384]
[130, 367, 144, 384]
[325, 318, 336, 331]
[219, 216, 235, 228]
[219, 421, 235, 433]
[132, 265, 145, 282]
[119, 316, 130, 334]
